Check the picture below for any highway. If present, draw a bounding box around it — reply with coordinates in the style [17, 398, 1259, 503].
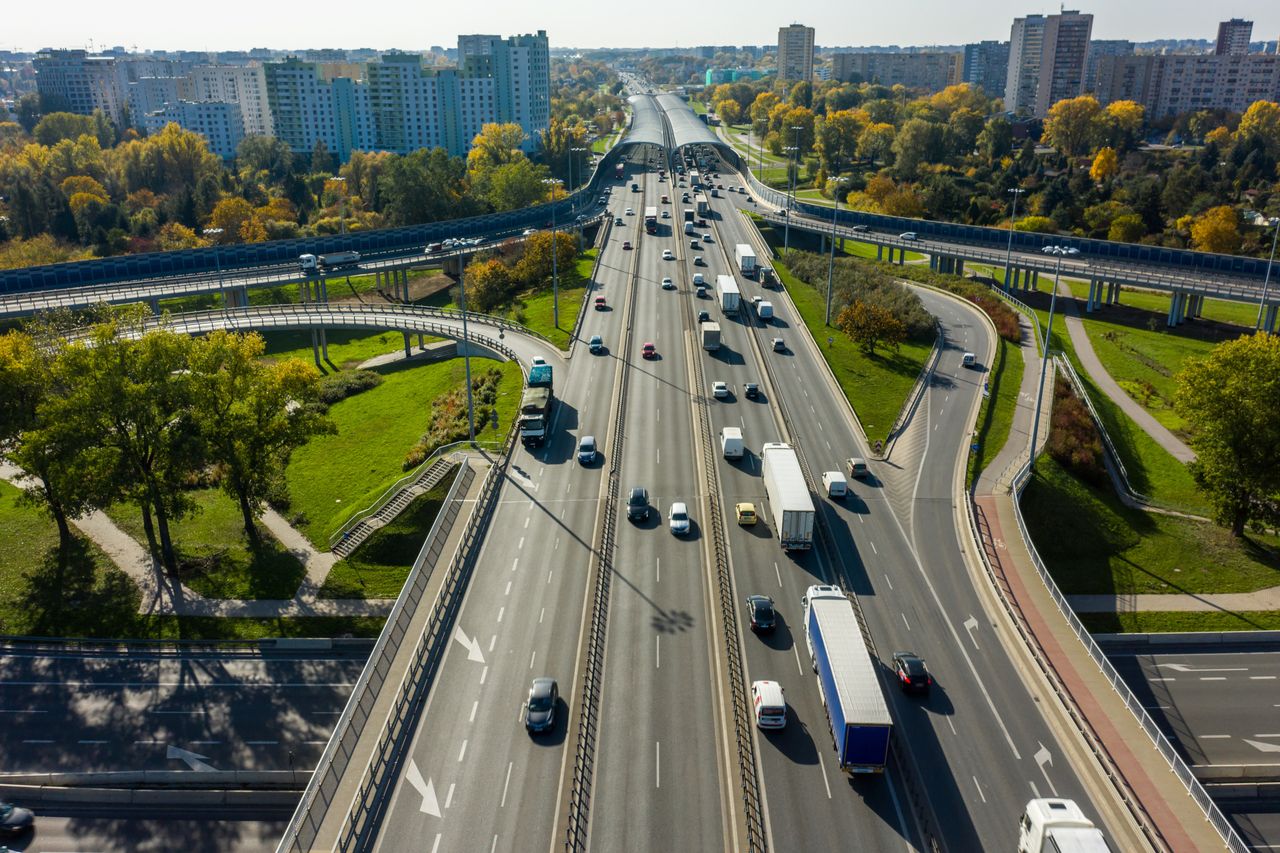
[0, 646, 367, 774]
[12, 802, 292, 853]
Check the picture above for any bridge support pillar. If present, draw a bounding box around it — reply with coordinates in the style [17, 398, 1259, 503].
[1031, 270, 1040, 292]
[876, 245, 884, 261]
[954, 258, 964, 277]
[1167, 292, 1183, 327]
[320, 280, 329, 304]
[898, 247, 905, 266]
[418, 333, 425, 349]
[403, 332, 412, 358]
[1265, 304, 1279, 334]
[1085, 278, 1097, 313]
[1008, 267, 1019, 291]
[311, 330, 321, 368]
[402, 269, 411, 302]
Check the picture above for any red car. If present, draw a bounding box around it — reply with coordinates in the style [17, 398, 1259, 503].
[622, 240, 632, 250]
[594, 296, 607, 311]
[641, 342, 656, 360]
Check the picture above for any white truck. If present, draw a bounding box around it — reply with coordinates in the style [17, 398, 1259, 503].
[735, 243, 757, 278]
[701, 322, 721, 351]
[1017, 799, 1110, 853]
[720, 426, 744, 459]
[761, 442, 815, 550]
[757, 301, 774, 322]
[716, 274, 740, 315]
[298, 250, 361, 272]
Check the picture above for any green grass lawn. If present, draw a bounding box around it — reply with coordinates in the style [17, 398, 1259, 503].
[1079, 611, 1280, 633]
[259, 327, 436, 373]
[104, 489, 306, 600]
[1022, 455, 1280, 597]
[755, 219, 933, 444]
[319, 472, 459, 599]
[285, 357, 523, 546]
[968, 337, 1025, 487]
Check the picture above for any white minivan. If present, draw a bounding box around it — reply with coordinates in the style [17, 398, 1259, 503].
[751, 680, 787, 730]
[822, 470, 848, 499]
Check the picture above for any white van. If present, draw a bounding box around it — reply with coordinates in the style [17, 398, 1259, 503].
[751, 680, 787, 730]
[962, 352, 977, 368]
[758, 301, 774, 322]
[720, 426, 744, 459]
[822, 471, 848, 498]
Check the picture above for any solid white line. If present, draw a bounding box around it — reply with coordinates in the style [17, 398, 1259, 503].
[497, 606, 505, 623]
[501, 761, 514, 807]
[902, 613, 911, 631]
[656, 635, 661, 669]
[445, 783, 455, 808]
[530, 651, 537, 670]
[973, 776, 987, 803]
[817, 754, 833, 799]
[470, 701, 478, 723]
[656, 741, 660, 787]
[458, 740, 468, 761]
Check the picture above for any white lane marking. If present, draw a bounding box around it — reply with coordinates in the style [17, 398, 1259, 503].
[656, 636, 661, 669]
[0, 709, 46, 714]
[524, 517, 529, 529]
[530, 651, 537, 670]
[1252, 676, 1278, 680]
[963, 616, 982, 650]
[555, 536, 561, 550]
[497, 606, 505, 623]
[432, 834, 442, 853]
[656, 558, 660, 583]
[566, 482, 572, 494]
[657, 448, 661, 464]
[489, 634, 497, 652]
[774, 562, 783, 587]
[518, 537, 525, 550]
[884, 574, 894, 591]
[1029, 781, 1041, 799]
[1033, 744, 1058, 795]
[657, 408, 661, 422]
[826, 440, 831, 450]
[858, 515, 864, 524]
[22, 739, 53, 744]
[1254, 733, 1280, 738]
[78, 739, 108, 745]
[548, 569, 554, 584]
[246, 740, 279, 746]
[793, 645, 805, 675]
[491, 836, 499, 853]
[870, 541, 878, 555]
[480, 666, 488, 685]
[505, 581, 512, 597]
[902, 613, 911, 631]
[1200, 734, 1231, 739]
[1156, 663, 1247, 673]
[470, 701, 478, 723]
[446, 783, 456, 808]
[973, 776, 987, 803]
[1200, 677, 1227, 681]
[947, 717, 957, 736]
[458, 740, 468, 761]
[501, 761, 514, 807]
[818, 420, 824, 430]
[656, 741, 660, 787]
[540, 608, 545, 624]
[817, 754, 833, 799]
[512, 558, 519, 572]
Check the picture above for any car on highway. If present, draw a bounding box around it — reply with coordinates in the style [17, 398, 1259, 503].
[850, 224, 869, 233]
[745, 595, 776, 633]
[712, 380, 729, 399]
[962, 352, 977, 368]
[588, 334, 604, 354]
[696, 286, 707, 298]
[594, 296, 607, 310]
[0, 801, 34, 837]
[669, 502, 691, 536]
[661, 277, 675, 290]
[892, 651, 932, 694]
[615, 216, 624, 225]
[751, 680, 787, 730]
[524, 677, 559, 733]
[661, 210, 670, 219]
[682, 193, 690, 202]
[772, 338, 786, 352]
[625, 208, 634, 216]
[577, 435, 597, 465]
[622, 240, 632, 250]
[425, 242, 444, 254]
[522, 228, 536, 236]
[692, 272, 704, 286]
[744, 382, 759, 400]
[693, 256, 704, 266]
[697, 310, 710, 323]
[662, 249, 674, 260]
[641, 342, 657, 359]
[627, 487, 650, 521]
[689, 239, 700, 249]
[531, 356, 547, 367]
[899, 231, 919, 241]
[846, 457, 869, 479]
[735, 502, 757, 525]
[702, 233, 713, 242]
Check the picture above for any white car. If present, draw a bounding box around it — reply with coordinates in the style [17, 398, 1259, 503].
[669, 502, 691, 536]
[712, 381, 729, 399]
[661, 277, 675, 290]
[522, 228, 536, 236]
[662, 249, 674, 260]
[626, 208, 634, 216]
[531, 356, 547, 367]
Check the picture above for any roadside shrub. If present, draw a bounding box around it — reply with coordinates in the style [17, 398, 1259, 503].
[403, 367, 504, 468]
[888, 264, 1022, 342]
[318, 369, 383, 405]
[787, 250, 934, 339]
[1047, 375, 1106, 485]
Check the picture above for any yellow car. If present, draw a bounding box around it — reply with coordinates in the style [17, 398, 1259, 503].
[735, 502, 758, 526]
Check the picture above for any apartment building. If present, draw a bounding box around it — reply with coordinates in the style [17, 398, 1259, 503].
[263, 57, 375, 162]
[1005, 10, 1093, 116]
[143, 100, 244, 158]
[33, 49, 126, 122]
[1096, 52, 1280, 118]
[190, 64, 273, 136]
[962, 40, 1010, 98]
[777, 24, 815, 83]
[1083, 39, 1133, 94]
[1216, 19, 1253, 56]
[832, 51, 962, 93]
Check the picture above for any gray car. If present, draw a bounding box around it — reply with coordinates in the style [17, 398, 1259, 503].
[524, 677, 559, 733]
[627, 486, 650, 521]
[0, 802, 34, 837]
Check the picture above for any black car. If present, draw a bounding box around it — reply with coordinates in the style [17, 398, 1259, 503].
[627, 486, 650, 521]
[743, 382, 760, 400]
[892, 651, 932, 694]
[745, 595, 776, 633]
[697, 310, 711, 323]
[0, 801, 34, 837]
[524, 677, 559, 733]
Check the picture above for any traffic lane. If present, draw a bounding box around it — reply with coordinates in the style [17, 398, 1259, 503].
[1222, 805, 1280, 852]
[9, 804, 293, 853]
[0, 656, 364, 772]
[1107, 652, 1280, 767]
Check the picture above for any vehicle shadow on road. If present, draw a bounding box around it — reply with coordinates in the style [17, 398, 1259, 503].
[760, 709, 821, 767]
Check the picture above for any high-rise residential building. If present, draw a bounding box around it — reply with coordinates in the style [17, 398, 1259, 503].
[127, 77, 187, 127]
[458, 31, 550, 153]
[831, 52, 961, 93]
[366, 52, 458, 155]
[1096, 52, 1280, 118]
[33, 49, 125, 123]
[263, 57, 375, 162]
[1083, 39, 1134, 94]
[1005, 10, 1093, 117]
[143, 100, 244, 158]
[962, 40, 1010, 98]
[777, 24, 815, 83]
[190, 65, 273, 136]
[457, 34, 500, 65]
[1216, 19, 1253, 56]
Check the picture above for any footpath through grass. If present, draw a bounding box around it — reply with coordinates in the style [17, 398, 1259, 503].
[285, 357, 522, 547]
[1023, 456, 1280, 597]
[968, 336, 1024, 487]
[1079, 610, 1280, 632]
[319, 472, 459, 599]
[754, 218, 932, 444]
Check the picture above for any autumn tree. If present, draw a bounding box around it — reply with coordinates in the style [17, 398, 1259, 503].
[463, 257, 515, 314]
[1175, 333, 1280, 535]
[836, 300, 906, 356]
[857, 122, 895, 165]
[817, 109, 865, 173]
[1101, 100, 1145, 152]
[515, 231, 576, 289]
[715, 99, 743, 126]
[1190, 206, 1241, 254]
[1089, 146, 1118, 183]
[1042, 96, 1103, 157]
[1235, 100, 1280, 157]
[466, 123, 528, 175]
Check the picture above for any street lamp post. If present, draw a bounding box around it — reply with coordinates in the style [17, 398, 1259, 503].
[1028, 245, 1079, 474]
[458, 247, 476, 443]
[542, 177, 564, 328]
[825, 176, 850, 326]
[1255, 216, 1280, 335]
[570, 146, 587, 252]
[1002, 187, 1025, 292]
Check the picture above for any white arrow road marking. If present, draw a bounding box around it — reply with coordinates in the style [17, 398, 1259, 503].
[1155, 663, 1247, 673]
[963, 616, 981, 650]
[454, 628, 486, 664]
[1033, 744, 1058, 796]
[1245, 739, 1280, 754]
[405, 759, 441, 816]
[167, 745, 216, 772]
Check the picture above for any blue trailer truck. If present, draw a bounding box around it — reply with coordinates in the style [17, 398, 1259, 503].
[519, 364, 554, 446]
[801, 584, 893, 774]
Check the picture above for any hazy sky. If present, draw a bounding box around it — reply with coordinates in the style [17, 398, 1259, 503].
[8, 0, 1278, 52]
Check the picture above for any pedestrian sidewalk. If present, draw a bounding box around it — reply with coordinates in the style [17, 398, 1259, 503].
[1056, 280, 1196, 464]
[976, 311, 1048, 495]
[1068, 587, 1280, 613]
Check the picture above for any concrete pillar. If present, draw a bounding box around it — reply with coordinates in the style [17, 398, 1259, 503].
[403, 331, 412, 358]
[1084, 278, 1095, 313]
[929, 255, 937, 272]
[149, 297, 161, 315]
[1010, 268, 1020, 291]
[402, 269, 410, 302]
[1265, 304, 1279, 334]
[1031, 270, 1040, 292]
[1182, 293, 1193, 323]
[877, 245, 884, 261]
[898, 247, 905, 266]
[417, 333, 425, 349]
[311, 329, 321, 368]
[320, 280, 329, 304]
[1167, 292, 1182, 327]
[954, 259, 964, 277]
[321, 330, 329, 362]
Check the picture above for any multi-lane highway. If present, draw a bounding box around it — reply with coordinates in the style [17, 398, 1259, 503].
[18, 803, 293, 853]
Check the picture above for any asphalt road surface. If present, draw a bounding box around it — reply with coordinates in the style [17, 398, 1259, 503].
[0, 803, 292, 853]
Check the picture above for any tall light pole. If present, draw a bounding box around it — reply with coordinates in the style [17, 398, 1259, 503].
[457, 247, 476, 442]
[1003, 187, 1025, 292]
[202, 228, 227, 309]
[782, 142, 799, 255]
[825, 176, 850, 326]
[570, 146, 587, 251]
[1028, 245, 1080, 474]
[1255, 216, 1279, 335]
[328, 176, 347, 236]
[542, 177, 564, 328]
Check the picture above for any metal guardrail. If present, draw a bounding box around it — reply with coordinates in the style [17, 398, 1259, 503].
[885, 319, 943, 451]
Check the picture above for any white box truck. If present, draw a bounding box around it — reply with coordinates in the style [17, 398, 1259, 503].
[761, 442, 815, 550]
[720, 426, 744, 459]
[701, 322, 721, 351]
[716, 274, 740, 315]
[735, 244, 757, 277]
[1017, 799, 1110, 853]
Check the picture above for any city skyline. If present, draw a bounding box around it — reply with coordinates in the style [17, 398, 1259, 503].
[5, 1, 1279, 53]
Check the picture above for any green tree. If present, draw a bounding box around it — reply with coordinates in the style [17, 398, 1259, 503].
[836, 299, 906, 356]
[857, 122, 895, 165]
[16, 93, 41, 133]
[1107, 213, 1145, 243]
[892, 118, 947, 179]
[975, 116, 1013, 163]
[1175, 333, 1280, 535]
[816, 109, 864, 173]
[32, 112, 96, 146]
[946, 108, 986, 154]
[1042, 95, 1103, 157]
[187, 331, 333, 543]
[463, 257, 515, 314]
[380, 147, 476, 226]
[485, 158, 551, 211]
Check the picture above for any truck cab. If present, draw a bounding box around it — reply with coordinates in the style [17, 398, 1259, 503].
[1018, 799, 1110, 853]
